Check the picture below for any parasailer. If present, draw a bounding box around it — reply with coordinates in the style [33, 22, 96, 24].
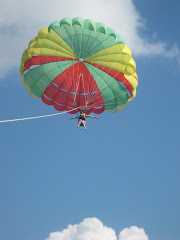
[68, 109, 98, 130]
[19, 17, 138, 127]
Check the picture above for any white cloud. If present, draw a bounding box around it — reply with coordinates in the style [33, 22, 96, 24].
[119, 226, 149, 240]
[0, 0, 179, 79]
[45, 218, 149, 240]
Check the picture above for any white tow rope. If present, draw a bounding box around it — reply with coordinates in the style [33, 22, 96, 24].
[0, 108, 79, 123]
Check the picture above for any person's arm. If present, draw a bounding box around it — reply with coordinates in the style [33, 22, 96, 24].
[67, 116, 79, 120]
[86, 115, 98, 119]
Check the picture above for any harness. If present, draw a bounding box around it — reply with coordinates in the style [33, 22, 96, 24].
[79, 113, 86, 120]
[76, 106, 87, 126]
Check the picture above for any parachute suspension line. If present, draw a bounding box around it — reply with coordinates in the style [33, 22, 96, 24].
[0, 107, 79, 124]
[76, 107, 79, 124]
[85, 104, 87, 117]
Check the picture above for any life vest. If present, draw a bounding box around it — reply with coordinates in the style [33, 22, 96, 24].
[79, 113, 86, 119]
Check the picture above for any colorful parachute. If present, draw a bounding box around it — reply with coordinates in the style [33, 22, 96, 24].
[20, 18, 138, 114]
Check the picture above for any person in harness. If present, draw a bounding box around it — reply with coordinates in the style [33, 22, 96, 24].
[68, 109, 98, 130]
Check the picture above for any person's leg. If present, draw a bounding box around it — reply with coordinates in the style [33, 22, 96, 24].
[82, 120, 86, 130]
[77, 119, 82, 128]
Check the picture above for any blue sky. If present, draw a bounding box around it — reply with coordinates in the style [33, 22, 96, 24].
[0, 1, 180, 240]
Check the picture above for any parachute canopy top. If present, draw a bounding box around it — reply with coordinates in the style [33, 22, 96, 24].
[20, 17, 138, 115]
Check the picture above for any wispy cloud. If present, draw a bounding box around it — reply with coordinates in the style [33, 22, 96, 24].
[45, 218, 149, 240]
[0, 0, 179, 78]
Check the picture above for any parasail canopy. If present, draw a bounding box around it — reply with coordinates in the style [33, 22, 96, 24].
[20, 17, 138, 114]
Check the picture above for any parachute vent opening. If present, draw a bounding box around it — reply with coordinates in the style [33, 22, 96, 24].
[79, 58, 84, 62]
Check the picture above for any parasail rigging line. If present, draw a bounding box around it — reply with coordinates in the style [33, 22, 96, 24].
[0, 107, 80, 124]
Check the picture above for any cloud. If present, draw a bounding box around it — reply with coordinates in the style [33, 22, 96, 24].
[119, 226, 149, 240]
[0, 0, 179, 79]
[45, 218, 149, 240]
